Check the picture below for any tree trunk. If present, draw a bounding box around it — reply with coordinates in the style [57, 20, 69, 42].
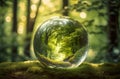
[26, 0, 31, 33]
[24, 0, 31, 57]
[107, 0, 120, 62]
[24, 0, 41, 57]
[62, 0, 69, 16]
[11, 0, 18, 62]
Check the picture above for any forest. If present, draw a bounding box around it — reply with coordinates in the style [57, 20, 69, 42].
[0, 0, 120, 79]
[0, 0, 119, 63]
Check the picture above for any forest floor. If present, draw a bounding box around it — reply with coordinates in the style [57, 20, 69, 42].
[0, 60, 120, 79]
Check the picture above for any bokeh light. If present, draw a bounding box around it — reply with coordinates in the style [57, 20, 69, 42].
[80, 12, 87, 19]
[5, 16, 11, 22]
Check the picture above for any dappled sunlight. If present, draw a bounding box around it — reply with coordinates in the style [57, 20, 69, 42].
[17, 22, 24, 34]
[42, 0, 51, 5]
[39, 6, 45, 12]
[87, 49, 96, 58]
[5, 16, 11, 22]
[20, 16, 26, 22]
[24, 60, 38, 64]
[30, 12, 36, 18]
[80, 12, 87, 19]
[31, 4, 37, 11]
[19, 2, 26, 11]
[90, 63, 99, 68]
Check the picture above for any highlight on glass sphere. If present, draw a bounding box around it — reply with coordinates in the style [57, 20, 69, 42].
[33, 16, 88, 69]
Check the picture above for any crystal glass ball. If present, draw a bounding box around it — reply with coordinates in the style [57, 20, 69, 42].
[33, 16, 88, 69]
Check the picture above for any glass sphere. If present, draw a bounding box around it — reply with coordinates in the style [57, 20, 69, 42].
[33, 16, 88, 69]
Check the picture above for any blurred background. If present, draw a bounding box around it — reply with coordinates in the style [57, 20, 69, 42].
[0, 0, 120, 63]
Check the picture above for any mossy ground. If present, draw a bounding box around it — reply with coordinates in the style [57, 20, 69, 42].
[0, 61, 120, 79]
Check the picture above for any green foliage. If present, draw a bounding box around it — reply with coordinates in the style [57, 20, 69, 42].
[0, 0, 12, 7]
[0, 5, 10, 62]
[69, 0, 111, 63]
[0, 0, 33, 62]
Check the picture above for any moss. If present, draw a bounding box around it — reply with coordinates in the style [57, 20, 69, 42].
[0, 61, 120, 79]
[98, 63, 120, 77]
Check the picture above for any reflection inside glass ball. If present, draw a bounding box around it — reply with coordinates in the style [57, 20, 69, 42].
[33, 16, 88, 69]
